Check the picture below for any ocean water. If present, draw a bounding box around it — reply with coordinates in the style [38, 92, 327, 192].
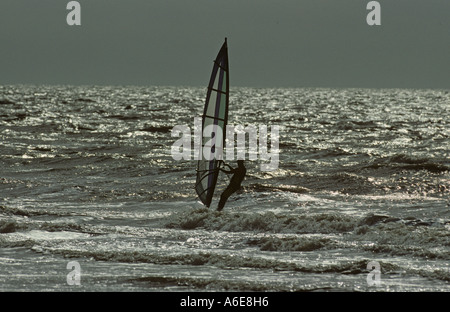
[0, 85, 449, 292]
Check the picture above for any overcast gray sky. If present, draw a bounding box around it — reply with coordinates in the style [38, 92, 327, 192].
[1, 0, 449, 88]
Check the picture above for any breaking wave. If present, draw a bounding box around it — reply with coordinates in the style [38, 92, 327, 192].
[163, 208, 450, 261]
[367, 154, 449, 173]
[164, 208, 358, 234]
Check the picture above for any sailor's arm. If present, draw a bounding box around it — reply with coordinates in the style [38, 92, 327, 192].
[220, 168, 234, 174]
[218, 162, 233, 173]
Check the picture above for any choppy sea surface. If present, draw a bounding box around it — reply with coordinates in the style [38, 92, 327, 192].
[0, 85, 449, 292]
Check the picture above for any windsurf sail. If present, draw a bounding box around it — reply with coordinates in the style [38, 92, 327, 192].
[195, 38, 229, 207]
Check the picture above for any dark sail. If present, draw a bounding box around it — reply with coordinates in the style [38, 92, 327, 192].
[195, 39, 229, 207]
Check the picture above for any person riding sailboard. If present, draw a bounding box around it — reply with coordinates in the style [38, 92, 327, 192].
[217, 160, 246, 211]
[195, 39, 247, 211]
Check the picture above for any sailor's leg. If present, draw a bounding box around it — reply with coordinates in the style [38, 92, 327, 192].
[217, 186, 236, 211]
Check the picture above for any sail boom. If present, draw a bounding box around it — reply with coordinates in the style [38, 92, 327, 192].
[213, 61, 228, 71]
[202, 114, 226, 122]
[209, 87, 227, 95]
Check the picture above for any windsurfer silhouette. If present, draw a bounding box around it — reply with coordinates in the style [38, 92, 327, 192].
[217, 160, 246, 211]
